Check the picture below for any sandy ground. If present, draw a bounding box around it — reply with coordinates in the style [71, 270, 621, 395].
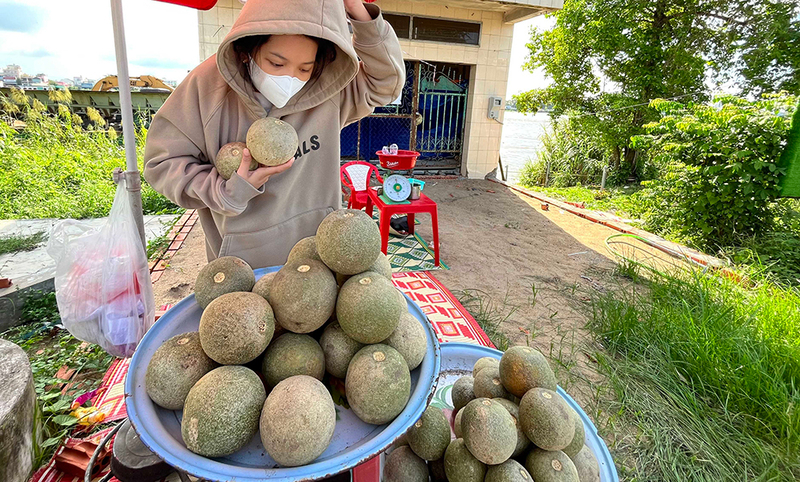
[152, 179, 639, 409]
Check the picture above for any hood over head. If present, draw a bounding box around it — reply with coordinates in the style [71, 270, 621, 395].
[216, 0, 359, 118]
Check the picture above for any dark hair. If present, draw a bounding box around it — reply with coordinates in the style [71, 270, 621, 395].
[232, 35, 337, 86]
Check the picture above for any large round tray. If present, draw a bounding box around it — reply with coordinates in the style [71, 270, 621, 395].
[429, 343, 619, 482]
[125, 266, 442, 482]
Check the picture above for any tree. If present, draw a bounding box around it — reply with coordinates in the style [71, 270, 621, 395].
[515, 0, 800, 177]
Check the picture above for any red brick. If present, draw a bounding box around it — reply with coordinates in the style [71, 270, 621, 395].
[178, 213, 190, 225]
[155, 259, 169, 271]
[150, 271, 163, 283]
[180, 226, 193, 234]
[169, 240, 183, 251]
[175, 232, 187, 242]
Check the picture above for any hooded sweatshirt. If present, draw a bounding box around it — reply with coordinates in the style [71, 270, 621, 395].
[143, 0, 404, 268]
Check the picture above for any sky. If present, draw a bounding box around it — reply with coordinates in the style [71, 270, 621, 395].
[0, 0, 549, 97]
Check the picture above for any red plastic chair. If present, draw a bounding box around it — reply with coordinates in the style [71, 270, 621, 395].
[341, 161, 384, 211]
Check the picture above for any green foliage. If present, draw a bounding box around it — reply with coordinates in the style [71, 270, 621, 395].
[632, 93, 798, 248]
[0, 88, 181, 219]
[515, 0, 800, 176]
[0, 231, 46, 255]
[457, 289, 514, 351]
[146, 233, 171, 259]
[588, 267, 800, 480]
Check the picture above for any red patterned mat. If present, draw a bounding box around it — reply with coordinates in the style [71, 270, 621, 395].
[31, 272, 489, 481]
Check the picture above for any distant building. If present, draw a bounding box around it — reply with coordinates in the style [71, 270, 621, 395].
[2, 76, 16, 86]
[2, 64, 22, 78]
[198, 0, 564, 177]
[164, 80, 178, 88]
[35, 73, 48, 84]
[18, 76, 49, 90]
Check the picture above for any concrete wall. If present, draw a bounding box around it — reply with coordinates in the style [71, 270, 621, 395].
[196, 0, 557, 179]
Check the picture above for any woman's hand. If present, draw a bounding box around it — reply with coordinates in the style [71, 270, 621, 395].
[343, 0, 371, 22]
[237, 148, 295, 188]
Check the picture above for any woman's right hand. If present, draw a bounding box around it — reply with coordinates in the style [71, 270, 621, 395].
[237, 148, 295, 188]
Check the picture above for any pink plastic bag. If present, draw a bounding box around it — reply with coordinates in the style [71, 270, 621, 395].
[47, 178, 155, 357]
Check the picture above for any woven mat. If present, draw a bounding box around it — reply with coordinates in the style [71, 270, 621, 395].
[31, 273, 486, 482]
[372, 212, 449, 273]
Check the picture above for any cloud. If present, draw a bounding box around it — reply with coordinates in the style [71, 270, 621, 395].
[131, 57, 196, 70]
[8, 48, 52, 58]
[0, 2, 44, 33]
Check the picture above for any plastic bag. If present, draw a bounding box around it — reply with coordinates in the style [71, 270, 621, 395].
[47, 178, 155, 357]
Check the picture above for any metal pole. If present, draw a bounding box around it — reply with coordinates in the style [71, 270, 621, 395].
[110, 0, 146, 253]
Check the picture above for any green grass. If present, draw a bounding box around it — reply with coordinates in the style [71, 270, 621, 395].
[0, 89, 181, 219]
[519, 183, 649, 221]
[457, 289, 514, 351]
[146, 232, 171, 260]
[586, 265, 800, 480]
[0, 231, 46, 255]
[1, 291, 114, 469]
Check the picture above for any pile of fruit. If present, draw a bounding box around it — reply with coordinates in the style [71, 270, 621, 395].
[144, 209, 428, 467]
[384, 346, 601, 482]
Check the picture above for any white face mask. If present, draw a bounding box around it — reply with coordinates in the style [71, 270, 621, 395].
[249, 58, 308, 109]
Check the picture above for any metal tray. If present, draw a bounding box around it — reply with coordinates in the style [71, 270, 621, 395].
[429, 343, 619, 482]
[125, 266, 441, 481]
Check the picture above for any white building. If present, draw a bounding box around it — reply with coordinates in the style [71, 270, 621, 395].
[198, 0, 562, 178]
[2, 64, 23, 78]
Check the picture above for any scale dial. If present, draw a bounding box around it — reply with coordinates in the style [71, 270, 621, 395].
[383, 174, 412, 202]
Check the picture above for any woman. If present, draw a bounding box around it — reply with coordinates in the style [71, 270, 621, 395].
[144, 0, 404, 268]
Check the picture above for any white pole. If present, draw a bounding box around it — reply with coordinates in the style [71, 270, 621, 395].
[110, 0, 146, 251]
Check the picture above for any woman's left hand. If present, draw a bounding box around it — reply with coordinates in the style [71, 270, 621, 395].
[343, 0, 371, 22]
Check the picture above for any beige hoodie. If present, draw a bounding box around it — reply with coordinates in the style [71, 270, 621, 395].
[143, 0, 404, 268]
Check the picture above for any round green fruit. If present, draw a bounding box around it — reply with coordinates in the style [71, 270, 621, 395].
[499, 345, 557, 397]
[195, 256, 255, 309]
[199, 292, 274, 365]
[383, 446, 428, 482]
[286, 236, 321, 264]
[246, 117, 298, 166]
[452, 376, 476, 412]
[408, 406, 451, 461]
[485, 459, 534, 482]
[145, 332, 217, 410]
[563, 415, 585, 458]
[473, 356, 500, 377]
[336, 272, 403, 344]
[251, 271, 276, 301]
[444, 438, 486, 482]
[261, 333, 325, 388]
[259, 375, 335, 467]
[383, 311, 427, 371]
[267, 259, 337, 333]
[474, 366, 513, 400]
[316, 209, 380, 275]
[345, 344, 410, 424]
[461, 398, 516, 465]
[525, 448, 579, 482]
[214, 142, 257, 180]
[519, 388, 578, 451]
[319, 322, 363, 379]
[571, 445, 601, 482]
[181, 366, 265, 457]
[494, 398, 531, 458]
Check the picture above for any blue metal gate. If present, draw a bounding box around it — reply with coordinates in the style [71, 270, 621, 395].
[340, 61, 470, 174]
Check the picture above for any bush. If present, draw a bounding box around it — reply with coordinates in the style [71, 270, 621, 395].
[632, 93, 798, 249]
[0, 89, 180, 219]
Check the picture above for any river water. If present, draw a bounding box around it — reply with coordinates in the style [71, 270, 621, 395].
[498, 111, 552, 183]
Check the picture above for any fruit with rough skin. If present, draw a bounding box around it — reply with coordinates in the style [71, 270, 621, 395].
[251, 271, 276, 300]
[215, 142, 258, 180]
[519, 388, 578, 451]
[452, 376, 476, 412]
[525, 448, 579, 482]
[260, 333, 325, 388]
[199, 292, 274, 365]
[319, 322, 363, 379]
[485, 459, 534, 482]
[499, 345, 557, 396]
[267, 259, 337, 333]
[563, 415, 585, 458]
[194, 256, 255, 309]
[383, 446, 428, 482]
[383, 311, 426, 371]
[246, 117, 298, 166]
[461, 398, 516, 465]
[345, 344, 410, 424]
[473, 357, 499, 377]
[474, 366, 514, 400]
[571, 445, 601, 482]
[336, 272, 403, 344]
[145, 332, 217, 410]
[454, 408, 464, 438]
[316, 209, 380, 275]
[181, 366, 265, 457]
[259, 375, 335, 467]
[407, 406, 451, 461]
[494, 398, 531, 458]
[286, 236, 322, 263]
[444, 438, 486, 482]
